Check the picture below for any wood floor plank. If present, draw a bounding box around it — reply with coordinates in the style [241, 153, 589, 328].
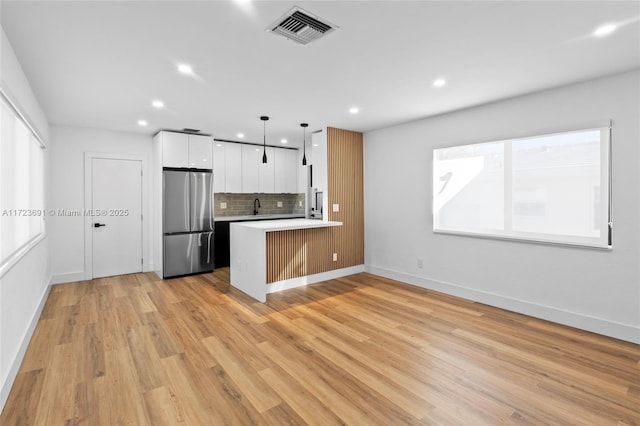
[70, 378, 100, 425]
[143, 311, 184, 358]
[202, 335, 281, 413]
[0, 369, 45, 425]
[33, 343, 78, 425]
[2, 269, 639, 425]
[96, 347, 151, 425]
[303, 335, 431, 419]
[125, 326, 168, 392]
[258, 341, 377, 425]
[159, 354, 221, 425]
[259, 366, 346, 425]
[143, 386, 188, 425]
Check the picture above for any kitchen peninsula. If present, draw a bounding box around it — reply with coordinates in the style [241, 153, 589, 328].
[230, 218, 342, 302]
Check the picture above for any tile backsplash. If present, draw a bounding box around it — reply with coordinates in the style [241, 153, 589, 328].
[214, 193, 305, 217]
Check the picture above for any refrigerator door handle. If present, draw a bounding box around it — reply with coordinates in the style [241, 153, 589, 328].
[209, 173, 214, 231]
[190, 172, 199, 232]
[207, 231, 213, 264]
[184, 172, 190, 231]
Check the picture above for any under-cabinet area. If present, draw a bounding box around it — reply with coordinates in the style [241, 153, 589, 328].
[214, 213, 305, 268]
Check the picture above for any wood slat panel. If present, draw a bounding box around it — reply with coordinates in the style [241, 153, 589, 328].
[327, 127, 365, 268]
[266, 127, 364, 283]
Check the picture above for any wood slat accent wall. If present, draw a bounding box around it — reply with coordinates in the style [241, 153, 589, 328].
[266, 127, 364, 283]
[326, 127, 365, 267]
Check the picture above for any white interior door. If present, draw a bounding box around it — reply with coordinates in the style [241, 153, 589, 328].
[92, 158, 142, 278]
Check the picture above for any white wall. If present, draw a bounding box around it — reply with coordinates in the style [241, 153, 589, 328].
[49, 125, 154, 283]
[364, 70, 640, 344]
[0, 28, 51, 410]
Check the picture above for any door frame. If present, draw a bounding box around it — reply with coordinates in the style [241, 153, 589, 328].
[84, 152, 149, 280]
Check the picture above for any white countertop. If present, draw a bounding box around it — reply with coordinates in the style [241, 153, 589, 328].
[231, 218, 342, 232]
[215, 213, 305, 222]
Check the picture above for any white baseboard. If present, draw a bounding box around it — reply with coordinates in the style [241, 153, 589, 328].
[365, 265, 640, 344]
[51, 270, 85, 284]
[0, 275, 52, 411]
[267, 264, 366, 295]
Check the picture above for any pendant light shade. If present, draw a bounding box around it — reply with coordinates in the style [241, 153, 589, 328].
[260, 116, 269, 164]
[301, 123, 308, 166]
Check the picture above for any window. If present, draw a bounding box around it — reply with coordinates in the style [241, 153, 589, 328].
[0, 92, 46, 275]
[433, 127, 611, 248]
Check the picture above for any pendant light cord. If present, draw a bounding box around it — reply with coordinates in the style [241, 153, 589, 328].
[261, 116, 269, 164]
[301, 122, 308, 166]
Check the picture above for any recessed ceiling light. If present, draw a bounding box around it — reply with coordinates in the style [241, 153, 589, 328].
[281, 139, 287, 144]
[349, 107, 359, 114]
[137, 120, 147, 126]
[433, 78, 447, 88]
[237, 133, 245, 138]
[152, 100, 164, 108]
[593, 24, 617, 37]
[216, 143, 222, 147]
[177, 63, 193, 75]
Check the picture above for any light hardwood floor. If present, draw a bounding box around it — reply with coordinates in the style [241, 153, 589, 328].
[2, 270, 639, 425]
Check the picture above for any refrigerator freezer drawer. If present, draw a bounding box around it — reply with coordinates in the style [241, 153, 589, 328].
[163, 232, 214, 278]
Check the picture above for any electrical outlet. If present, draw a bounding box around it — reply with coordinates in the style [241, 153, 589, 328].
[220, 202, 227, 209]
[333, 253, 338, 262]
[277, 201, 283, 208]
[332, 203, 339, 212]
[417, 258, 423, 269]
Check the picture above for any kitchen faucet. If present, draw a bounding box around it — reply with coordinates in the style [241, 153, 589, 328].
[253, 198, 261, 215]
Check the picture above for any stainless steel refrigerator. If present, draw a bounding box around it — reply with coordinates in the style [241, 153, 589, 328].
[163, 169, 214, 278]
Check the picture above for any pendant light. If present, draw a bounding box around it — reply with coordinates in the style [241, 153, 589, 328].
[301, 123, 308, 166]
[260, 116, 269, 163]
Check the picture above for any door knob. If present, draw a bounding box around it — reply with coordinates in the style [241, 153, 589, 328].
[94, 223, 106, 228]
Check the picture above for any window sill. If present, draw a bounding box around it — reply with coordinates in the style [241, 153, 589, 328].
[0, 233, 46, 279]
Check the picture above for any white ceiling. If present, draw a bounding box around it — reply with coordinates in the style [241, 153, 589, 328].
[2, 1, 639, 147]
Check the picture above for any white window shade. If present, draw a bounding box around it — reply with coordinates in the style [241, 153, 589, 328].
[0, 92, 46, 275]
[433, 127, 611, 249]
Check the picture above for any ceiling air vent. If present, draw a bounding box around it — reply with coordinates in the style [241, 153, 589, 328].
[267, 6, 337, 46]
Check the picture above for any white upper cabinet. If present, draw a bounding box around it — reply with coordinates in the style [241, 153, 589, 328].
[161, 132, 189, 168]
[259, 147, 275, 193]
[211, 141, 300, 194]
[225, 142, 242, 193]
[188, 134, 213, 169]
[159, 131, 212, 169]
[213, 142, 226, 193]
[213, 141, 242, 193]
[275, 148, 298, 193]
[241, 144, 261, 193]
